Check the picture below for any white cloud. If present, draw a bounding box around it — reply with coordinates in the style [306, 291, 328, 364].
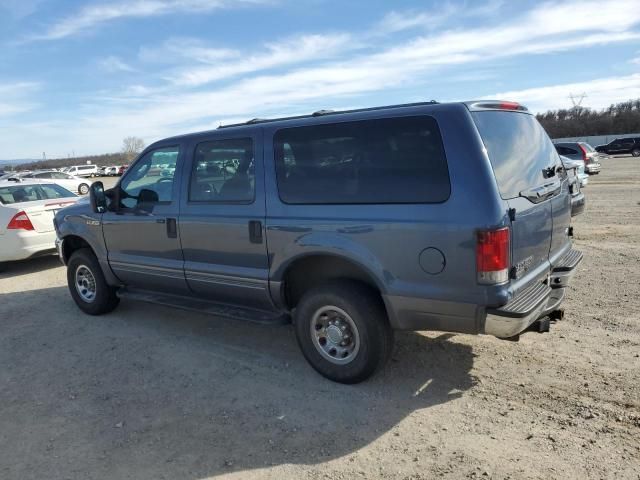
[483, 74, 640, 112]
[138, 37, 239, 65]
[168, 33, 353, 87]
[377, 0, 504, 34]
[0, 82, 39, 117]
[29, 0, 272, 41]
[98, 55, 135, 73]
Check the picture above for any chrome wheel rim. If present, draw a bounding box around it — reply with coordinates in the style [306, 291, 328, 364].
[310, 306, 360, 365]
[79, 184, 89, 195]
[75, 265, 97, 303]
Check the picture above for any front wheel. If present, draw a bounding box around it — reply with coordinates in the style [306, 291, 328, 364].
[78, 183, 89, 195]
[294, 281, 394, 384]
[632, 148, 640, 157]
[67, 248, 119, 315]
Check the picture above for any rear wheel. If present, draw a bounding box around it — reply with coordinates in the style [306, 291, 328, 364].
[78, 183, 89, 195]
[67, 248, 119, 315]
[294, 281, 393, 384]
[632, 148, 640, 157]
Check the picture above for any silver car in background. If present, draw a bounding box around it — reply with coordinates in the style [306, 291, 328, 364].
[559, 155, 586, 217]
[554, 142, 601, 174]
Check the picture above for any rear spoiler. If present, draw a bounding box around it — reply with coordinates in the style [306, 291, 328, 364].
[465, 100, 529, 113]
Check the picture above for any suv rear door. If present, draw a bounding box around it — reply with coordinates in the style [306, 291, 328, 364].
[178, 130, 274, 311]
[472, 109, 570, 285]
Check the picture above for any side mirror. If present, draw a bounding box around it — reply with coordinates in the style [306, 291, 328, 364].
[89, 181, 107, 213]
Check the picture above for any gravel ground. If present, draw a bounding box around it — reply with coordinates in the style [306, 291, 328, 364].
[0, 158, 638, 480]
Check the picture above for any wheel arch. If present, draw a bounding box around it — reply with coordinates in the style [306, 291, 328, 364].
[275, 252, 388, 311]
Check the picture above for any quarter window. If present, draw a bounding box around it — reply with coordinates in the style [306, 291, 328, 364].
[189, 137, 255, 203]
[274, 116, 450, 204]
[119, 146, 179, 209]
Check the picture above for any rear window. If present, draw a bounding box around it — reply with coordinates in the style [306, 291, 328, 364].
[274, 116, 450, 204]
[580, 143, 595, 152]
[472, 111, 560, 199]
[0, 183, 76, 205]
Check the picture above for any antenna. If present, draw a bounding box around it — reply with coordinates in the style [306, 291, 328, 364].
[568, 92, 587, 108]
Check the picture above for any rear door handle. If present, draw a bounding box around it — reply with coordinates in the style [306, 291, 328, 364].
[166, 218, 177, 238]
[249, 220, 263, 244]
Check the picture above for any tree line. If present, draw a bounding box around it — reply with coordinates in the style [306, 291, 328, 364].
[10, 136, 145, 171]
[536, 99, 640, 139]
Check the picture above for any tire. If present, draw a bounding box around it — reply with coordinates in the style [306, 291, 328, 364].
[632, 149, 640, 157]
[78, 183, 89, 195]
[294, 280, 394, 384]
[0, 262, 6, 273]
[67, 248, 119, 315]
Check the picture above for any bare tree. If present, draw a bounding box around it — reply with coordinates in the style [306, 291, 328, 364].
[121, 136, 145, 162]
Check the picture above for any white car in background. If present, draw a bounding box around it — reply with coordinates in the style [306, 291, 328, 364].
[0, 180, 79, 271]
[103, 166, 119, 176]
[9, 170, 93, 195]
[67, 165, 99, 177]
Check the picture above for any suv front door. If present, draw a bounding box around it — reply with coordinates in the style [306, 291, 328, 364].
[178, 131, 274, 311]
[102, 144, 188, 293]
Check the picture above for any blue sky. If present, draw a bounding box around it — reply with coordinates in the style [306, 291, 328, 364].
[1, 0, 639, 159]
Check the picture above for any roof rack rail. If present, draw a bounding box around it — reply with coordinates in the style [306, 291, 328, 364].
[217, 100, 439, 129]
[312, 109, 335, 116]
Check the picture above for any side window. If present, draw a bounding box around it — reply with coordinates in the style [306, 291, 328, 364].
[51, 172, 69, 179]
[119, 146, 179, 209]
[36, 172, 53, 179]
[38, 184, 75, 199]
[189, 137, 255, 203]
[274, 116, 450, 204]
[556, 146, 569, 155]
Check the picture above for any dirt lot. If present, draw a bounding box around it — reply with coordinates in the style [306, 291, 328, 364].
[1, 159, 639, 480]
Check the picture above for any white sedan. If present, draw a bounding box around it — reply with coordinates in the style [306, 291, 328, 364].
[8, 170, 93, 195]
[0, 180, 79, 270]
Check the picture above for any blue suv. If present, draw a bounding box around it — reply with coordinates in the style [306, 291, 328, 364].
[54, 100, 582, 383]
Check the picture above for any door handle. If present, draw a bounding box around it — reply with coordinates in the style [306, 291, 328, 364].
[166, 218, 177, 238]
[249, 220, 263, 244]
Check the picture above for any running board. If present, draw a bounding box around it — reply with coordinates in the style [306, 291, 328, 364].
[117, 288, 290, 325]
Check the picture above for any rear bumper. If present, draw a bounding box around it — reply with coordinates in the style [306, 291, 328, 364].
[550, 248, 583, 288]
[0, 230, 57, 262]
[578, 174, 589, 187]
[484, 248, 582, 337]
[484, 282, 551, 338]
[571, 192, 586, 216]
[383, 249, 583, 337]
[585, 163, 601, 173]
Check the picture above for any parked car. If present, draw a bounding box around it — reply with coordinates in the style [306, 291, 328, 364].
[12, 170, 93, 195]
[0, 180, 78, 271]
[103, 166, 119, 176]
[559, 156, 586, 217]
[66, 165, 99, 178]
[55, 100, 582, 383]
[595, 137, 640, 157]
[554, 142, 601, 174]
[117, 165, 128, 176]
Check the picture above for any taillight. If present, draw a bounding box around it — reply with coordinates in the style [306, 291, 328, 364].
[578, 144, 589, 162]
[476, 227, 510, 284]
[7, 211, 35, 231]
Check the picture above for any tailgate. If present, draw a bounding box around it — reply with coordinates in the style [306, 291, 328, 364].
[472, 109, 563, 283]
